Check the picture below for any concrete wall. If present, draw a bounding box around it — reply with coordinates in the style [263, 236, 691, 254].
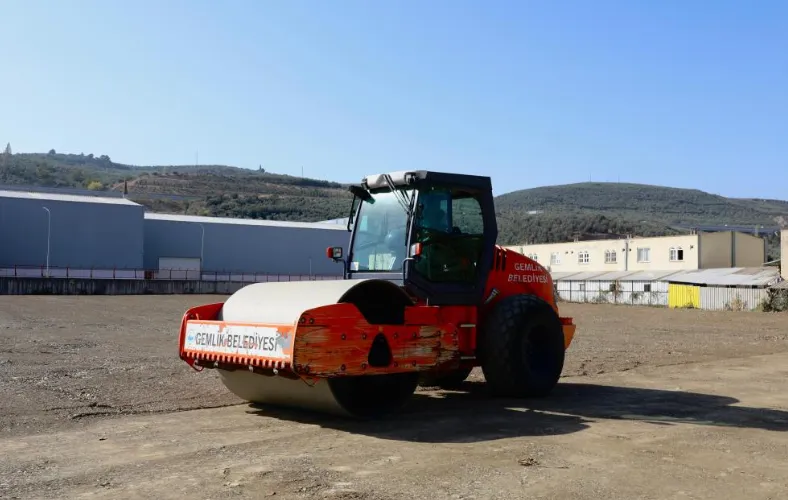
[0, 277, 247, 295]
[143, 214, 348, 276]
[733, 231, 767, 267]
[0, 192, 144, 269]
[698, 231, 732, 268]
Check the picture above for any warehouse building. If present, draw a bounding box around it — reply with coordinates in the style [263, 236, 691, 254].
[0, 189, 144, 271]
[143, 213, 348, 278]
[1, 188, 351, 279]
[505, 231, 767, 274]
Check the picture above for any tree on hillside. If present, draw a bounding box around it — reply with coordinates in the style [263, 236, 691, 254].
[1, 142, 10, 166]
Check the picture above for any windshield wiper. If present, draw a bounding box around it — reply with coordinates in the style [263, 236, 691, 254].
[383, 174, 413, 215]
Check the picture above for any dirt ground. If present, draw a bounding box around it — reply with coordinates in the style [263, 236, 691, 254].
[1, 295, 787, 499]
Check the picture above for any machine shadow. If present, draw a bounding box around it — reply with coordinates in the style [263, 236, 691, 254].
[245, 380, 788, 443]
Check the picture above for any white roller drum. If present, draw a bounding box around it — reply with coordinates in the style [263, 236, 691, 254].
[220, 279, 371, 325]
[215, 279, 420, 418]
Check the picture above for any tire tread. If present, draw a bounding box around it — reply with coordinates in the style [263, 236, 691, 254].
[479, 294, 565, 398]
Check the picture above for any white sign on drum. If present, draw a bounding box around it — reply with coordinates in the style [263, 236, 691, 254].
[184, 322, 292, 360]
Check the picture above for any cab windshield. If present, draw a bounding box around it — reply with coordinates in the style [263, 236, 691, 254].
[349, 190, 411, 272]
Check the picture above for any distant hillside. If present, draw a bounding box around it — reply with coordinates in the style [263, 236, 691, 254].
[496, 182, 788, 227]
[495, 182, 786, 260]
[1, 150, 785, 260]
[0, 151, 352, 222]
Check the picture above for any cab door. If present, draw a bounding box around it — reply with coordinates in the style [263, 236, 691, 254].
[403, 183, 497, 306]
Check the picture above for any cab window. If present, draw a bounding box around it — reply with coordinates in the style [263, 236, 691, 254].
[412, 187, 485, 284]
[350, 191, 409, 272]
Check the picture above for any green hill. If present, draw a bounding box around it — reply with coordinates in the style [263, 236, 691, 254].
[495, 182, 788, 227]
[1, 150, 785, 260]
[495, 182, 786, 260]
[0, 151, 352, 222]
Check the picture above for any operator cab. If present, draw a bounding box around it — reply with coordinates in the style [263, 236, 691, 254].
[329, 170, 498, 306]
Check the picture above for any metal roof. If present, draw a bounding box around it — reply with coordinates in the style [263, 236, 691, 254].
[555, 271, 620, 281]
[549, 272, 582, 280]
[550, 267, 783, 287]
[0, 189, 142, 206]
[144, 212, 348, 230]
[770, 279, 788, 289]
[318, 217, 350, 225]
[665, 267, 782, 287]
[622, 270, 685, 281]
[549, 269, 684, 282]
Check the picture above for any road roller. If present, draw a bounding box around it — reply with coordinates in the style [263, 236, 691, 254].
[178, 170, 576, 418]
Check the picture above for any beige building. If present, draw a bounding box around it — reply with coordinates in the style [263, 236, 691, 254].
[504, 231, 767, 274]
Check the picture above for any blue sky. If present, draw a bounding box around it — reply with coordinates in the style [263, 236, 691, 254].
[1, 0, 786, 198]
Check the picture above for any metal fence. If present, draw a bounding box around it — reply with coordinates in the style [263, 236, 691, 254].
[555, 279, 669, 307]
[0, 265, 342, 283]
[556, 278, 777, 311]
[699, 286, 770, 311]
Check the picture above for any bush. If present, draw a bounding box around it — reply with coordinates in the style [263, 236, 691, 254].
[760, 288, 788, 312]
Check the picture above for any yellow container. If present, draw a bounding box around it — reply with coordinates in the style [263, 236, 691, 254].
[668, 283, 701, 308]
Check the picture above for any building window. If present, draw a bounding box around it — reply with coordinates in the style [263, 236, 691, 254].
[550, 252, 561, 265]
[644, 283, 652, 292]
[637, 247, 650, 263]
[528, 253, 538, 261]
[605, 250, 617, 264]
[578, 250, 590, 264]
[670, 246, 684, 261]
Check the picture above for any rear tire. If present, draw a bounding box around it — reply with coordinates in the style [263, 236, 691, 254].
[478, 294, 565, 398]
[418, 367, 473, 389]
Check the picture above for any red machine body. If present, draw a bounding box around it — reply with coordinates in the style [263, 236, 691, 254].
[177, 170, 576, 418]
[178, 245, 574, 380]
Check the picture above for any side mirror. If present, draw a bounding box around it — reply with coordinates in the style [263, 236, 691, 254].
[326, 246, 343, 261]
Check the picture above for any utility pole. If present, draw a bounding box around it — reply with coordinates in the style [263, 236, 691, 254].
[199, 223, 205, 271]
[42, 206, 51, 277]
